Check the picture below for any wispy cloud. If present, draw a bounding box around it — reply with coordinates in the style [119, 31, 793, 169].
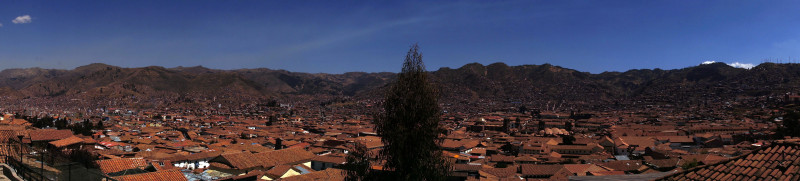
[12, 15, 32, 24]
[273, 17, 431, 57]
[0, 23, 3, 27]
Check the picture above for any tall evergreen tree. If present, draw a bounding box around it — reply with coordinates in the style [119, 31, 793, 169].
[344, 143, 375, 181]
[538, 120, 546, 131]
[565, 121, 573, 132]
[777, 110, 800, 138]
[95, 120, 104, 130]
[502, 118, 511, 133]
[267, 115, 276, 126]
[55, 119, 69, 129]
[561, 134, 576, 145]
[372, 44, 450, 180]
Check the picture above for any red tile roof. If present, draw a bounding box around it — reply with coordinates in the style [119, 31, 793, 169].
[311, 155, 346, 164]
[210, 147, 316, 170]
[0, 129, 25, 143]
[599, 160, 643, 172]
[213, 152, 261, 170]
[520, 164, 564, 176]
[112, 169, 187, 181]
[254, 147, 317, 168]
[96, 158, 149, 174]
[281, 168, 345, 181]
[264, 164, 294, 179]
[166, 151, 222, 162]
[489, 154, 515, 162]
[645, 158, 681, 169]
[480, 165, 518, 178]
[28, 129, 73, 141]
[680, 154, 728, 165]
[453, 164, 482, 172]
[659, 140, 800, 180]
[562, 164, 609, 176]
[49, 136, 84, 147]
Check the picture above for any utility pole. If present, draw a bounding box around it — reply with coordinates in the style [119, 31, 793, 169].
[41, 150, 44, 181]
[17, 136, 23, 166]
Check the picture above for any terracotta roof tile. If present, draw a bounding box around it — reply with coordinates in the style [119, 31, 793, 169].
[598, 160, 642, 172]
[658, 141, 800, 180]
[520, 164, 564, 176]
[209, 147, 316, 170]
[264, 164, 293, 178]
[28, 129, 73, 141]
[720, 173, 732, 180]
[787, 165, 798, 174]
[48, 136, 84, 147]
[750, 160, 760, 167]
[481, 166, 518, 178]
[453, 164, 481, 171]
[777, 146, 786, 153]
[167, 151, 221, 162]
[281, 168, 345, 181]
[696, 168, 707, 176]
[731, 166, 746, 175]
[733, 159, 743, 166]
[112, 169, 187, 181]
[709, 171, 720, 180]
[311, 155, 346, 164]
[756, 167, 767, 177]
[771, 169, 782, 178]
[253, 147, 316, 168]
[766, 167, 775, 176]
[96, 158, 149, 174]
[214, 152, 260, 169]
[738, 160, 748, 167]
[0, 130, 25, 143]
[489, 155, 515, 162]
[685, 172, 696, 178]
[719, 172, 730, 179]
[747, 166, 758, 175]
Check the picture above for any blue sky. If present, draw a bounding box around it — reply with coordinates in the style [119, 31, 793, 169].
[1, 0, 799, 73]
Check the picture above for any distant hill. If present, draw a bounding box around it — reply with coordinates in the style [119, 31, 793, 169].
[1, 62, 799, 110]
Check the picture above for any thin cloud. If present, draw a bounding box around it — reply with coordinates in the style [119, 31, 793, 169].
[12, 15, 32, 24]
[700, 61, 755, 69]
[0, 23, 3, 27]
[274, 17, 431, 57]
[728, 62, 755, 69]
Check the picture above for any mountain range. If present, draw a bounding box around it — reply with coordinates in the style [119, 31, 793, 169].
[1, 62, 799, 110]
